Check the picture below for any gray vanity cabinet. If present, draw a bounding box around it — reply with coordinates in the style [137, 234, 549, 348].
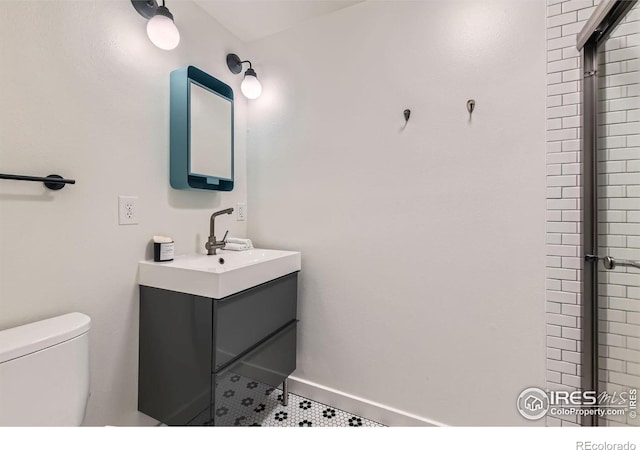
[138, 272, 298, 426]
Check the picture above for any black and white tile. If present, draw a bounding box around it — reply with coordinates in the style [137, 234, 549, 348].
[214, 371, 384, 427]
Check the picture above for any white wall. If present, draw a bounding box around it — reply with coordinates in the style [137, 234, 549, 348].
[0, 1, 248, 426]
[247, 0, 547, 426]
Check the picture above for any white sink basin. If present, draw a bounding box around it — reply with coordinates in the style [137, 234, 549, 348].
[138, 248, 301, 299]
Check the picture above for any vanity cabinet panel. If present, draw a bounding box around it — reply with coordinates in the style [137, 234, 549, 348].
[138, 272, 298, 426]
[138, 287, 213, 426]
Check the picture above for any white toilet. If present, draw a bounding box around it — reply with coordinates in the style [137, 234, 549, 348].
[0, 312, 91, 426]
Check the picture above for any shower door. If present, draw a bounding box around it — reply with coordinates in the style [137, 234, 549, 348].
[588, 0, 640, 427]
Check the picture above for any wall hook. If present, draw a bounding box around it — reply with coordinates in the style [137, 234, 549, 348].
[467, 99, 476, 115]
[403, 109, 411, 124]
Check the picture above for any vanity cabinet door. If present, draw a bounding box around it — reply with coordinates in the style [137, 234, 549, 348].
[213, 273, 297, 371]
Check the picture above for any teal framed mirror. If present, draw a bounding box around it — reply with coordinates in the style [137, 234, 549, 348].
[170, 66, 234, 191]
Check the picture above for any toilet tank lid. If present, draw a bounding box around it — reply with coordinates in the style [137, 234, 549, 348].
[0, 313, 91, 364]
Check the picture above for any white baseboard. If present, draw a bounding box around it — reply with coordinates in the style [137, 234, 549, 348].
[287, 376, 447, 427]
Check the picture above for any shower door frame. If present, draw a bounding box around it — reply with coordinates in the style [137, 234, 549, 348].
[579, 0, 638, 427]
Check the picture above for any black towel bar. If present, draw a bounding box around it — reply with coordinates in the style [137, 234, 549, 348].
[0, 173, 76, 190]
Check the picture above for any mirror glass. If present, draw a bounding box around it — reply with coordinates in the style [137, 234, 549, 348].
[170, 66, 234, 191]
[190, 82, 232, 180]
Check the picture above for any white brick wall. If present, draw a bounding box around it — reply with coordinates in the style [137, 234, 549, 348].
[596, 3, 640, 426]
[547, 0, 640, 427]
[546, 0, 597, 427]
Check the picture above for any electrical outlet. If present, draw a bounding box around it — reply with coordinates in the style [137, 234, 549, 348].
[118, 196, 139, 225]
[236, 203, 246, 221]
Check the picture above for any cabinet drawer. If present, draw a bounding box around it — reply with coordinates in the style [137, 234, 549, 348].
[213, 273, 297, 371]
[212, 322, 297, 426]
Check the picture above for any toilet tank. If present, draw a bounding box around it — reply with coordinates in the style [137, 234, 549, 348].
[0, 313, 91, 426]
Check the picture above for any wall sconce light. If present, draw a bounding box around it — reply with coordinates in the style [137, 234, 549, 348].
[226, 54, 262, 99]
[131, 0, 180, 51]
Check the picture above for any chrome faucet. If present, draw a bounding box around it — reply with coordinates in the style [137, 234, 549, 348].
[205, 208, 234, 255]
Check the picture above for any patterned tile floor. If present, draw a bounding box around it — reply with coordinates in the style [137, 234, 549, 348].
[212, 372, 384, 427]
